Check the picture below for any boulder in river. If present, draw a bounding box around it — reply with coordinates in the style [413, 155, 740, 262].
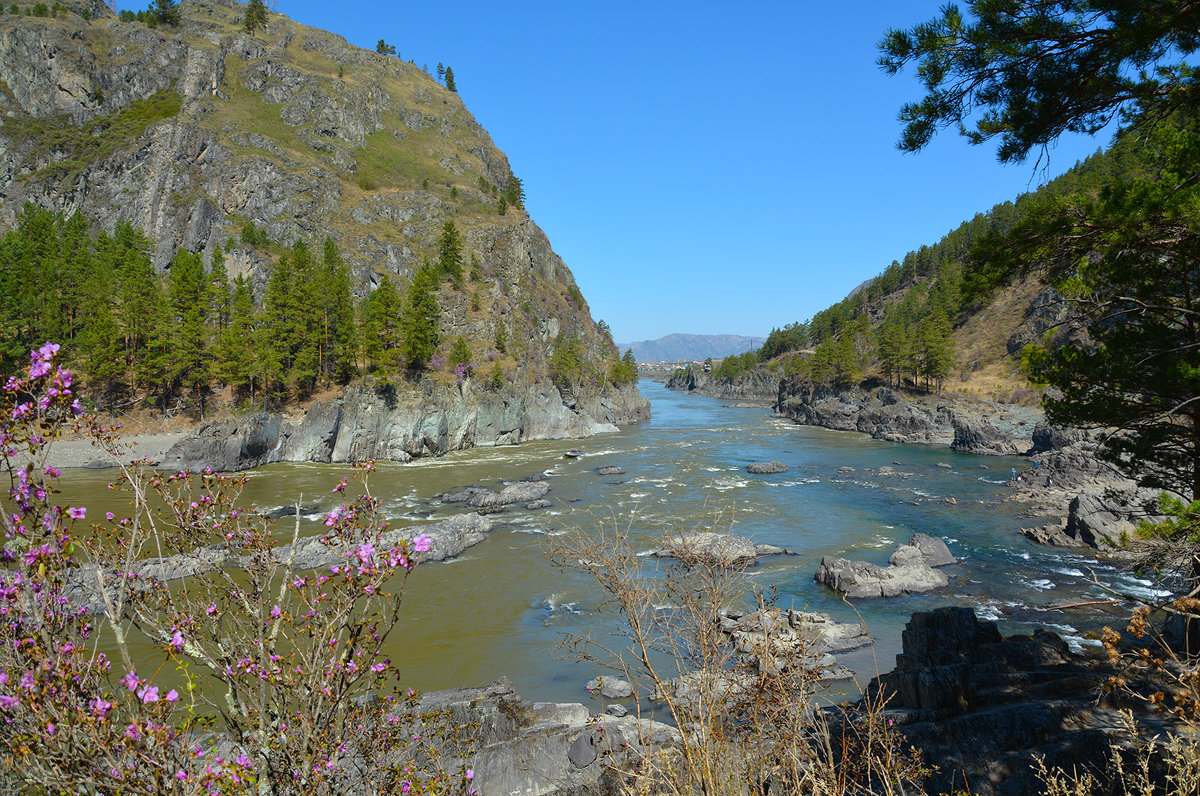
[746, 461, 788, 474]
[655, 532, 759, 567]
[585, 676, 633, 699]
[594, 465, 625, 475]
[814, 533, 956, 599]
[466, 480, 552, 510]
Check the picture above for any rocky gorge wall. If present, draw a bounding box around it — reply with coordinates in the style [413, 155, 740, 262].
[663, 366, 778, 406]
[2, 1, 652, 465]
[162, 378, 649, 471]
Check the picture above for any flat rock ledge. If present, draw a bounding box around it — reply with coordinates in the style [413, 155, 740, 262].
[66, 513, 494, 616]
[655, 532, 797, 568]
[439, 480, 552, 512]
[814, 533, 956, 599]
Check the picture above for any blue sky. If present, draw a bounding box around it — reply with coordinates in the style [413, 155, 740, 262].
[275, 0, 1113, 343]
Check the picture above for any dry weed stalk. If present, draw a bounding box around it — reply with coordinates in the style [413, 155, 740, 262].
[547, 509, 930, 796]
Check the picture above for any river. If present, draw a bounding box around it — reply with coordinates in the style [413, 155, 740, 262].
[51, 380, 1160, 706]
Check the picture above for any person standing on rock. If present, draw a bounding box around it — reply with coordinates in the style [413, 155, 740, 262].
[1010, 467, 1018, 482]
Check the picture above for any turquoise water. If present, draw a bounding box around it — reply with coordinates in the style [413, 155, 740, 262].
[54, 380, 1153, 705]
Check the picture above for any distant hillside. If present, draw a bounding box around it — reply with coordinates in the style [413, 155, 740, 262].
[619, 334, 765, 362]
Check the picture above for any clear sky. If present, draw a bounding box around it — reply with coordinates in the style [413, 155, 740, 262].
[273, 0, 1113, 343]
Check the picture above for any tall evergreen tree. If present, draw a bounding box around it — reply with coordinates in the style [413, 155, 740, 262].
[363, 276, 402, 373]
[443, 66, 456, 93]
[243, 0, 268, 33]
[436, 221, 464, 287]
[400, 264, 441, 370]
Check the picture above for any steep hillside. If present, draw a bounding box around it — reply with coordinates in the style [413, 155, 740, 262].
[0, 0, 648, 462]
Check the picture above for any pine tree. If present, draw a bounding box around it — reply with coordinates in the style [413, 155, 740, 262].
[401, 264, 441, 370]
[376, 40, 396, 55]
[494, 321, 508, 354]
[436, 221, 464, 287]
[243, 0, 268, 33]
[152, 0, 180, 27]
[363, 276, 402, 373]
[322, 238, 358, 383]
[165, 249, 213, 418]
[443, 66, 456, 93]
[215, 275, 258, 404]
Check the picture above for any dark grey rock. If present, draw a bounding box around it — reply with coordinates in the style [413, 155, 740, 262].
[594, 465, 625, 475]
[746, 461, 788, 474]
[525, 499, 552, 510]
[860, 607, 1160, 796]
[467, 480, 551, 509]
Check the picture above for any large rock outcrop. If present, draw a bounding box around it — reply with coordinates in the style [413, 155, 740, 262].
[163, 379, 648, 471]
[866, 607, 1168, 795]
[814, 533, 956, 599]
[418, 678, 680, 796]
[664, 365, 778, 405]
[775, 379, 1040, 453]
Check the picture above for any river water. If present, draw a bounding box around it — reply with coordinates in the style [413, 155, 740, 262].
[53, 380, 1162, 706]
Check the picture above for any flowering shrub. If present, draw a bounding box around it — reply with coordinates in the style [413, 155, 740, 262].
[1, 344, 474, 794]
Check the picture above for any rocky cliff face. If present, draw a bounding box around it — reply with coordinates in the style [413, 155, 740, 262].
[162, 378, 648, 471]
[663, 365, 777, 405]
[0, 0, 648, 460]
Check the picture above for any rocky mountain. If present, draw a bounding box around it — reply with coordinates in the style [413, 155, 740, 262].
[618, 333, 765, 362]
[0, 0, 648, 459]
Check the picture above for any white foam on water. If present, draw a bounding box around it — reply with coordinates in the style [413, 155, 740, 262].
[636, 549, 656, 558]
[705, 467, 723, 472]
[630, 492, 649, 499]
[510, 527, 547, 535]
[1049, 566, 1085, 577]
[1023, 578, 1056, 591]
[1116, 581, 1173, 601]
[974, 604, 1003, 621]
[712, 479, 749, 491]
[1019, 552, 1031, 560]
[977, 477, 1008, 484]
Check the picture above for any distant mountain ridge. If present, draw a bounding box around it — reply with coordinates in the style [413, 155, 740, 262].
[619, 334, 765, 362]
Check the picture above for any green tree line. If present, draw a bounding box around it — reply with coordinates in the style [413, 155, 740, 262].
[0, 207, 448, 415]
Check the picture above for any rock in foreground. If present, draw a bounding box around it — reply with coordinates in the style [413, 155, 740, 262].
[865, 607, 1157, 795]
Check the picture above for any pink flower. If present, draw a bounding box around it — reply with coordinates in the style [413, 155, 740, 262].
[37, 342, 60, 360]
[165, 689, 179, 703]
[90, 698, 113, 715]
[270, 605, 281, 619]
[170, 630, 184, 651]
[0, 695, 18, 709]
[175, 771, 188, 781]
[67, 507, 85, 520]
[412, 534, 432, 553]
[105, 512, 115, 520]
[121, 671, 139, 691]
[138, 685, 159, 703]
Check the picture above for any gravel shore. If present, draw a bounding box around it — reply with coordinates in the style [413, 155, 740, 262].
[17, 431, 188, 470]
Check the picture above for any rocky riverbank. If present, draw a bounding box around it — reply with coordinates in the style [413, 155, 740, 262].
[663, 366, 778, 406]
[668, 369, 1160, 557]
[157, 379, 649, 472]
